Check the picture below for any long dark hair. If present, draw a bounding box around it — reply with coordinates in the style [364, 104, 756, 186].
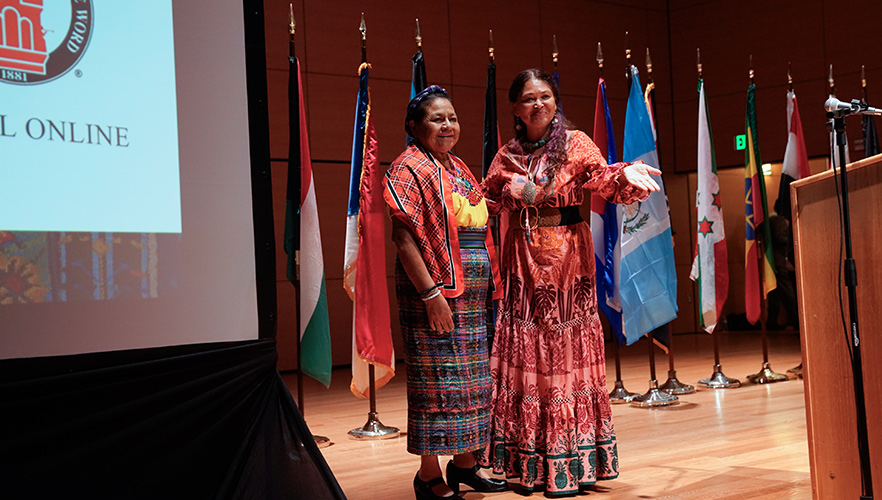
[509, 68, 570, 168]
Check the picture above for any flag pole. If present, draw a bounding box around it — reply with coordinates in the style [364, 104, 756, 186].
[414, 17, 421, 50]
[289, 3, 305, 415]
[862, 64, 867, 100]
[860, 65, 880, 159]
[653, 47, 693, 395]
[288, 5, 331, 447]
[600, 41, 637, 404]
[630, 46, 679, 407]
[789, 62, 794, 93]
[348, 15, 399, 440]
[784, 63, 804, 379]
[829, 63, 835, 97]
[645, 46, 692, 393]
[630, 334, 679, 407]
[745, 57, 788, 384]
[624, 32, 631, 76]
[695, 48, 741, 390]
[484, 30, 501, 247]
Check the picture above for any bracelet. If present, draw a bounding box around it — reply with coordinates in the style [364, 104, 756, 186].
[420, 288, 442, 301]
[418, 284, 440, 298]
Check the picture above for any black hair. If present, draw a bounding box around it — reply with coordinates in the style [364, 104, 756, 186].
[404, 85, 451, 137]
[508, 68, 571, 168]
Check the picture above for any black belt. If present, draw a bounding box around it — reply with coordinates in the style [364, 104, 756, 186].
[512, 205, 583, 229]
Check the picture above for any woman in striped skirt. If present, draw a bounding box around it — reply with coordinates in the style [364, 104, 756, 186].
[384, 85, 508, 500]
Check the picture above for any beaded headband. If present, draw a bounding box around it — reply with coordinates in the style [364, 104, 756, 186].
[405, 85, 449, 136]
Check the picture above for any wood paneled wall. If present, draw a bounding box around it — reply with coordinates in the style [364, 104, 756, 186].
[265, 0, 882, 369]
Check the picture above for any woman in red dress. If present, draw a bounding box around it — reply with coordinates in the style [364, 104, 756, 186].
[481, 69, 660, 496]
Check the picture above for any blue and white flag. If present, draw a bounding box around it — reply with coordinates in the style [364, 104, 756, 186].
[590, 76, 624, 342]
[618, 65, 678, 345]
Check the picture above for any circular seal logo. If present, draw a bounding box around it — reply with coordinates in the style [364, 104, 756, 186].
[0, 0, 94, 85]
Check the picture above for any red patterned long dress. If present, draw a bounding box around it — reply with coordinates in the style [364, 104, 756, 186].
[480, 130, 646, 496]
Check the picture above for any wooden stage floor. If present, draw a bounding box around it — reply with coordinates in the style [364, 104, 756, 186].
[284, 332, 810, 499]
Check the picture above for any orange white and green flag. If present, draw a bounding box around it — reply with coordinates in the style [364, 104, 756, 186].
[285, 57, 332, 386]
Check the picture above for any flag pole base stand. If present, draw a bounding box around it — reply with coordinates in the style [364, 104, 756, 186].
[746, 362, 789, 384]
[786, 363, 803, 379]
[698, 364, 741, 389]
[609, 379, 638, 404]
[348, 412, 400, 440]
[660, 369, 696, 394]
[313, 435, 332, 448]
[630, 380, 679, 408]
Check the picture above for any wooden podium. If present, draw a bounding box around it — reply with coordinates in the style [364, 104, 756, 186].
[791, 154, 882, 499]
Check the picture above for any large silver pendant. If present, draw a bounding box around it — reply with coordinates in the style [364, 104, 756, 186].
[523, 180, 537, 205]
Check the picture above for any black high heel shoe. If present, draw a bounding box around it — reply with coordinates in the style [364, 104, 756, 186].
[446, 461, 508, 494]
[413, 472, 465, 500]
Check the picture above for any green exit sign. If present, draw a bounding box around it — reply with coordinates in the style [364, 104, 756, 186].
[734, 134, 747, 150]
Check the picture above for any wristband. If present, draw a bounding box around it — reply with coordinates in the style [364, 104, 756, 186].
[418, 284, 439, 298]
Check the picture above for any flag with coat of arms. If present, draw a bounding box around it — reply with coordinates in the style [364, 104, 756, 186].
[617, 65, 678, 345]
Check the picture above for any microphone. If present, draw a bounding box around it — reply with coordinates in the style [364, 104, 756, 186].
[825, 97, 858, 113]
[825, 97, 882, 116]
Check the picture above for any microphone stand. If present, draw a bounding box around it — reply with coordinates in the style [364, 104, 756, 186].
[828, 108, 873, 500]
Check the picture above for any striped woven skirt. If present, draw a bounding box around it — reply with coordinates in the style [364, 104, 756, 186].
[395, 227, 493, 456]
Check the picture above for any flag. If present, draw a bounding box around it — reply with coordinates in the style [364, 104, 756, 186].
[411, 47, 427, 99]
[344, 63, 394, 398]
[774, 91, 810, 220]
[482, 58, 498, 179]
[619, 65, 678, 345]
[863, 98, 880, 158]
[590, 76, 624, 343]
[690, 79, 728, 333]
[406, 47, 427, 144]
[482, 56, 507, 261]
[642, 78, 671, 349]
[285, 57, 332, 386]
[744, 83, 777, 325]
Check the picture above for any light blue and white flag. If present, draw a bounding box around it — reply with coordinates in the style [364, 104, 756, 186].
[617, 65, 678, 345]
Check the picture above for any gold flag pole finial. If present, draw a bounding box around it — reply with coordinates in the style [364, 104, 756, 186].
[488, 29, 495, 63]
[828, 64, 835, 95]
[788, 62, 793, 92]
[697, 48, 702, 79]
[596, 42, 604, 76]
[862, 65, 868, 100]
[288, 4, 295, 37]
[625, 31, 632, 79]
[288, 4, 296, 59]
[552, 35, 559, 69]
[359, 13, 367, 63]
[749, 54, 755, 84]
[646, 47, 653, 83]
[415, 18, 422, 50]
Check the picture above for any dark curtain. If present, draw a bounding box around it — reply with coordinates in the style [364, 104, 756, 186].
[0, 340, 345, 500]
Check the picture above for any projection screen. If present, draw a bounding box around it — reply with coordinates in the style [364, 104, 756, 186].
[0, 0, 262, 358]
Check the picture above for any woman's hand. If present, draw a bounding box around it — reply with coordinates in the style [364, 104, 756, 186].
[425, 294, 455, 334]
[622, 163, 662, 195]
[390, 218, 456, 335]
